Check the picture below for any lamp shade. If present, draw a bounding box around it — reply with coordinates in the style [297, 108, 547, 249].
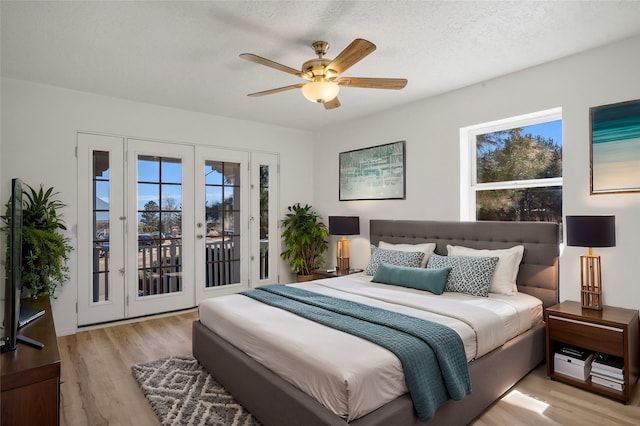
[328, 216, 360, 236]
[565, 215, 616, 247]
[301, 81, 339, 103]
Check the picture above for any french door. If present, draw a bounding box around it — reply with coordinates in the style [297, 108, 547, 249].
[194, 146, 249, 301]
[77, 133, 278, 326]
[250, 152, 279, 287]
[193, 148, 280, 302]
[78, 133, 126, 324]
[126, 139, 195, 317]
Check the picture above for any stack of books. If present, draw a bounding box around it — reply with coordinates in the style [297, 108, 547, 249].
[554, 345, 594, 381]
[590, 353, 625, 391]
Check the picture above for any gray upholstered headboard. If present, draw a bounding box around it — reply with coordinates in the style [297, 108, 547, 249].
[369, 220, 560, 308]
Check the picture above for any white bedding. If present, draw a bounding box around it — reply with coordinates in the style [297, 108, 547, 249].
[198, 273, 543, 421]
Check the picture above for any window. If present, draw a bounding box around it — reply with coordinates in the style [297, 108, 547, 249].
[460, 108, 562, 222]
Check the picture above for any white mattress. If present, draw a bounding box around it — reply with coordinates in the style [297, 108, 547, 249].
[198, 274, 543, 421]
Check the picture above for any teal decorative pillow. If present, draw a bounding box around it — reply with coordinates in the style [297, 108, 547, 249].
[364, 245, 425, 276]
[427, 254, 499, 297]
[372, 263, 452, 294]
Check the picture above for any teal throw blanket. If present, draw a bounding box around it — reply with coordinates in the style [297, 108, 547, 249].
[241, 284, 471, 421]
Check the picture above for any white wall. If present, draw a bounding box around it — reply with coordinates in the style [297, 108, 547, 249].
[1, 78, 314, 335]
[313, 35, 640, 311]
[2, 35, 639, 335]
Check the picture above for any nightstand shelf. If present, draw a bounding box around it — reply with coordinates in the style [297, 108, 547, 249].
[312, 268, 363, 280]
[545, 300, 639, 403]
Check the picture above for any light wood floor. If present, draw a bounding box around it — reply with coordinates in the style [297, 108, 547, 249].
[59, 311, 640, 426]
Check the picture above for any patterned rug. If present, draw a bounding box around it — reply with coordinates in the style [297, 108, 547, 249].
[131, 356, 260, 426]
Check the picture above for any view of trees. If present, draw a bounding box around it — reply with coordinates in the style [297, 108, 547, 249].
[203, 161, 240, 236]
[205, 195, 236, 233]
[139, 198, 182, 235]
[140, 200, 160, 231]
[476, 127, 562, 222]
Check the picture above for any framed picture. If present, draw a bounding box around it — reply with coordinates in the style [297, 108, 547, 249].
[590, 99, 640, 194]
[339, 141, 406, 201]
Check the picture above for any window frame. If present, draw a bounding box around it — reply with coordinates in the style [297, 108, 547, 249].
[460, 107, 563, 221]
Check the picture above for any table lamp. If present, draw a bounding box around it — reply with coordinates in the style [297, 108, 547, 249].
[328, 216, 360, 273]
[565, 215, 616, 310]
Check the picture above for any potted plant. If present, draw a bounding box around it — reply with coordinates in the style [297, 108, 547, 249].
[280, 203, 329, 281]
[21, 185, 73, 298]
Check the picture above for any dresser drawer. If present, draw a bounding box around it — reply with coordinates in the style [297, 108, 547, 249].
[548, 315, 624, 356]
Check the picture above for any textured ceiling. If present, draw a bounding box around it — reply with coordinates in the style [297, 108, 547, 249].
[3, 1, 640, 131]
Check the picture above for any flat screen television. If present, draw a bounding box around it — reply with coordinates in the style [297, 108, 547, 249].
[1, 178, 44, 352]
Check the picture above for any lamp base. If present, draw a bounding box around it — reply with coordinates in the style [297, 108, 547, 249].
[580, 254, 603, 311]
[336, 237, 350, 273]
[336, 257, 350, 273]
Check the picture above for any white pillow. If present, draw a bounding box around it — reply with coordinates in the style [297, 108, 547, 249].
[379, 241, 436, 268]
[446, 245, 524, 295]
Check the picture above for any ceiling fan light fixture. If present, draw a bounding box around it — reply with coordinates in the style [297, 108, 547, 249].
[301, 80, 339, 103]
[241, 38, 407, 109]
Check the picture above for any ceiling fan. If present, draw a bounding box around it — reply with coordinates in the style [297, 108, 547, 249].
[240, 38, 408, 110]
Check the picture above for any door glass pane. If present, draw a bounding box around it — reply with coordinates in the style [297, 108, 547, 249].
[137, 183, 160, 209]
[137, 156, 159, 182]
[161, 158, 182, 183]
[259, 165, 269, 279]
[92, 151, 110, 303]
[137, 155, 183, 297]
[224, 162, 241, 185]
[204, 160, 241, 287]
[205, 161, 223, 185]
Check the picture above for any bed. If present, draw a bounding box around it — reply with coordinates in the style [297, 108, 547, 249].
[193, 219, 559, 425]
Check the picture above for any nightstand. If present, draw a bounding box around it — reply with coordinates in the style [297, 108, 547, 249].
[311, 268, 363, 280]
[545, 300, 639, 403]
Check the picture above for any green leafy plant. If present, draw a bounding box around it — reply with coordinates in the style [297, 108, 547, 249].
[280, 203, 329, 277]
[21, 185, 72, 298]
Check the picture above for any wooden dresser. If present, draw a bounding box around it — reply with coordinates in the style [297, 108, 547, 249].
[1, 297, 61, 425]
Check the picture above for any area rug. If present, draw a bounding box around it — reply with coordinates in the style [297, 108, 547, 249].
[132, 356, 260, 426]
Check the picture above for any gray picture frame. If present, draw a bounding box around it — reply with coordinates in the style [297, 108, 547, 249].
[339, 141, 406, 201]
[590, 99, 640, 194]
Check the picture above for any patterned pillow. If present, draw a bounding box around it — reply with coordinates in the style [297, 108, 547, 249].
[427, 254, 499, 297]
[378, 241, 437, 268]
[364, 245, 425, 276]
[447, 245, 524, 295]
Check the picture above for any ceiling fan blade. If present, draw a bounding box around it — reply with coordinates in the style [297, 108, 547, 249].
[240, 53, 303, 77]
[327, 39, 376, 75]
[323, 97, 341, 110]
[247, 84, 304, 97]
[336, 77, 408, 90]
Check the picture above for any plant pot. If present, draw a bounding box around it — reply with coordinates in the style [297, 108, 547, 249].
[296, 274, 315, 283]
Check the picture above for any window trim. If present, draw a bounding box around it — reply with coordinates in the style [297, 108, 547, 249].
[460, 107, 562, 220]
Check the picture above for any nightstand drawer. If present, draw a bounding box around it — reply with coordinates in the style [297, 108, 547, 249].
[548, 315, 624, 356]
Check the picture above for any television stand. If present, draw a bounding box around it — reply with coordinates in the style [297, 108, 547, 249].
[16, 334, 45, 349]
[1, 297, 60, 425]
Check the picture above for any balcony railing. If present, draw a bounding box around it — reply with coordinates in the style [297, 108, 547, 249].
[93, 238, 268, 300]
